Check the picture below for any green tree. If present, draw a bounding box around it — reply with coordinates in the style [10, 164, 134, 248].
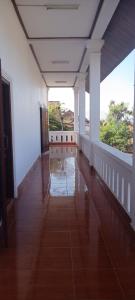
[48, 101, 74, 131]
[100, 101, 133, 152]
[48, 102, 62, 131]
[106, 101, 132, 123]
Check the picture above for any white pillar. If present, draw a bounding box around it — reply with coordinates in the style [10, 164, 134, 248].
[74, 87, 79, 131]
[78, 75, 86, 136]
[87, 39, 104, 165]
[89, 53, 101, 141]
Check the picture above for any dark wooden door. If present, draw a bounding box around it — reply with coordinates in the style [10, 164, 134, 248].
[40, 107, 49, 153]
[0, 61, 14, 246]
[0, 61, 8, 246]
[2, 80, 14, 204]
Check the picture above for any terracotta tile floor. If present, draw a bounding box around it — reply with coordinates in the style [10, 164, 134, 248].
[0, 146, 135, 299]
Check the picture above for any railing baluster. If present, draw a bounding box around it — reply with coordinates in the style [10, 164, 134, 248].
[121, 177, 124, 205]
[124, 180, 128, 213]
[127, 183, 131, 214]
[105, 163, 108, 184]
[49, 131, 76, 144]
[110, 166, 113, 191]
[114, 170, 117, 197]
[80, 140, 132, 220]
[116, 172, 119, 199]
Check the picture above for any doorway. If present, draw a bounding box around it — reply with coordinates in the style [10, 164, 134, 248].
[0, 62, 14, 245]
[40, 107, 49, 153]
[2, 79, 14, 204]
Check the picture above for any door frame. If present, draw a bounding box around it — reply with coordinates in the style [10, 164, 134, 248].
[40, 106, 49, 153]
[1, 68, 17, 198]
[2, 76, 14, 201]
[40, 106, 44, 153]
[0, 61, 8, 245]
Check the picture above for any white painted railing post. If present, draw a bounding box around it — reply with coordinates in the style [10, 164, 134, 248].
[87, 39, 104, 166]
[78, 74, 86, 150]
[74, 87, 79, 132]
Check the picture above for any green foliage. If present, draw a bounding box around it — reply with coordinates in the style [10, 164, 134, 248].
[107, 101, 133, 123]
[48, 115, 62, 131]
[48, 101, 74, 131]
[100, 101, 133, 152]
[48, 102, 62, 131]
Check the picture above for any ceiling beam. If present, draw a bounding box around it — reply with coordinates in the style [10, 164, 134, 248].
[41, 71, 78, 74]
[16, 4, 46, 6]
[28, 37, 88, 40]
[78, 0, 104, 74]
[11, 0, 112, 89]
[47, 86, 74, 88]
[73, 0, 104, 87]
[11, 0, 49, 86]
[17, 4, 79, 9]
[29, 44, 48, 86]
[78, 48, 87, 72]
[11, 0, 28, 38]
[29, 44, 42, 72]
[79, 0, 120, 76]
[89, 0, 104, 38]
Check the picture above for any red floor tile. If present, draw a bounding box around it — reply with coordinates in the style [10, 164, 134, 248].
[116, 268, 135, 300]
[37, 247, 72, 270]
[72, 246, 112, 269]
[73, 269, 124, 300]
[70, 229, 103, 247]
[1, 146, 135, 300]
[41, 231, 71, 247]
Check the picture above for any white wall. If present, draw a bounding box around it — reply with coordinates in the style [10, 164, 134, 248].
[0, 0, 48, 194]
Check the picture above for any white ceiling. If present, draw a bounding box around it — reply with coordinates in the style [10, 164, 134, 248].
[16, 0, 99, 37]
[30, 39, 86, 71]
[44, 72, 76, 87]
[14, 0, 120, 87]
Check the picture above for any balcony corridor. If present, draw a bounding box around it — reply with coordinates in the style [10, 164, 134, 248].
[0, 146, 135, 300]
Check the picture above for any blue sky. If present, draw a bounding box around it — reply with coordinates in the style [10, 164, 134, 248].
[100, 49, 135, 119]
[48, 49, 135, 120]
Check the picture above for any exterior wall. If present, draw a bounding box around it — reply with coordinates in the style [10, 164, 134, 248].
[0, 0, 48, 194]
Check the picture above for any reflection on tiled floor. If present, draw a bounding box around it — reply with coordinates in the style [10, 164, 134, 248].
[50, 156, 76, 196]
[0, 146, 135, 299]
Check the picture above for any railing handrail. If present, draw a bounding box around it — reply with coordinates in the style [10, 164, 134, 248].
[80, 135, 132, 170]
[94, 141, 132, 171]
[80, 134, 133, 219]
[49, 130, 77, 144]
[49, 130, 77, 133]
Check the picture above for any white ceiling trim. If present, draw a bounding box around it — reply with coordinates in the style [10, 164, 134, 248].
[29, 39, 86, 73]
[76, 0, 120, 88]
[17, 0, 100, 38]
[44, 72, 76, 87]
[13, 0, 120, 87]
[92, 0, 120, 39]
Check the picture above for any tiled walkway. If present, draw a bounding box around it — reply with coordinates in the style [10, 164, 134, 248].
[0, 146, 135, 300]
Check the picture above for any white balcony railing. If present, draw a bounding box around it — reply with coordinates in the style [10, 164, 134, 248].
[80, 135, 133, 219]
[49, 131, 77, 144]
[79, 134, 90, 160]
